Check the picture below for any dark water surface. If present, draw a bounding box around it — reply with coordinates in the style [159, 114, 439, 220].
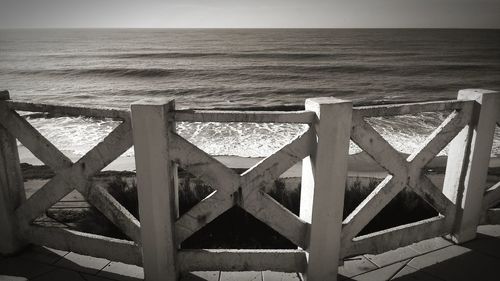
[1, 29, 499, 157]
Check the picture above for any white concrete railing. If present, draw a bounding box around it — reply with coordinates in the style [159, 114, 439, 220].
[0, 90, 141, 265]
[0, 89, 499, 281]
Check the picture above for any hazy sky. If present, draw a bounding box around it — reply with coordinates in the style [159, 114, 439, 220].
[1, 0, 499, 28]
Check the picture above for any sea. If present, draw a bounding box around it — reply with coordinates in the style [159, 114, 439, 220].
[0, 29, 499, 159]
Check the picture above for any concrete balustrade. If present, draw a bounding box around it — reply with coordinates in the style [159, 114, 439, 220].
[0, 89, 499, 281]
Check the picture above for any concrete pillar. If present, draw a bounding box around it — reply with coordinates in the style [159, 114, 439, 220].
[300, 97, 352, 281]
[131, 99, 179, 280]
[443, 89, 500, 243]
[0, 90, 27, 255]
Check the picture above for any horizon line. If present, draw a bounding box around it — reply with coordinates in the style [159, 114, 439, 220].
[1, 27, 500, 30]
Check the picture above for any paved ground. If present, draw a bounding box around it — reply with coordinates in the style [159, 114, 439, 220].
[1, 225, 500, 281]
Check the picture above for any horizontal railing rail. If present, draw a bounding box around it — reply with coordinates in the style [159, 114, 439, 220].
[5, 101, 130, 120]
[174, 109, 316, 123]
[354, 99, 470, 117]
[0, 89, 499, 281]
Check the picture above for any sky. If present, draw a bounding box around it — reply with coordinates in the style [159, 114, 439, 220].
[0, 0, 499, 29]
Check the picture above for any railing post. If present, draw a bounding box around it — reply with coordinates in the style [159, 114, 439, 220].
[300, 97, 352, 281]
[131, 99, 178, 281]
[0, 90, 27, 255]
[443, 89, 500, 243]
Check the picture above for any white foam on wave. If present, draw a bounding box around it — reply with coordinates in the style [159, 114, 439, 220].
[364, 112, 450, 156]
[176, 122, 309, 157]
[22, 116, 122, 157]
[18, 113, 500, 163]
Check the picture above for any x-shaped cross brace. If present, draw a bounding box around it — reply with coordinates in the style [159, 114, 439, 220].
[341, 102, 474, 248]
[0, 103, 141, 243]
[170, 126, 315, 248]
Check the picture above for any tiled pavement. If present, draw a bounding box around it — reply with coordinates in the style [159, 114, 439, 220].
[1, 225, 500, 281]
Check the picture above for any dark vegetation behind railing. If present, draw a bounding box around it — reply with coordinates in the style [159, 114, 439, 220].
[25, 165, 438, 249]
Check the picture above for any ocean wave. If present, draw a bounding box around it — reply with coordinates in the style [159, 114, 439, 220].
[111, 52, 339, 60]
[41, 51, 338, 60]
[5, 64, 387, 79]
[11, 68, 179, 78]
[43, 51, 423, 60]
[112, 87, 356, 104]
[8, 62, 498, 80]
